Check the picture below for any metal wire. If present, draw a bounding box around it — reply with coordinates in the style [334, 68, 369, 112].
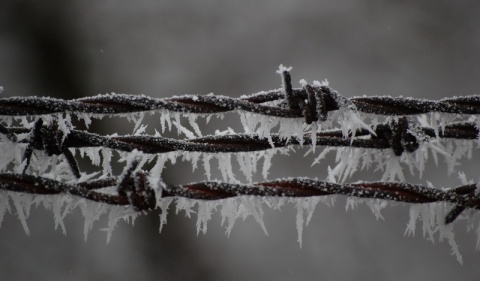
[0, 172, 478, 224]
[1, 85, 480, 117]
[1, 70, 480, 225]
[3, 121, 478, 155]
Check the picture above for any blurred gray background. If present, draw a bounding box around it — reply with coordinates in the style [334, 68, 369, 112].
[1, 0, 480, 280]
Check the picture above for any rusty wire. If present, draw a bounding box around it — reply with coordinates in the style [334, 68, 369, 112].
[1, 84, 480, 117]
[0, 171, 478, 224]
[2, 120, 478, 155]
[1, 70, 480, 225]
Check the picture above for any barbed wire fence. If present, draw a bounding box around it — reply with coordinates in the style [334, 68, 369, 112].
[1, 67, 480, 263]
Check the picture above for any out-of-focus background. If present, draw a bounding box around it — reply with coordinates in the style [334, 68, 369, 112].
[1, 1, 480, 280]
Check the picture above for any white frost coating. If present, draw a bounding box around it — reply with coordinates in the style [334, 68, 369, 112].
[366, 199, 387, 220]
[50, 194, 73, 234]
[101, 149, 113, 177]
[216, 154, 237, 183]
[57, 114, 73, 142]
[220, 197, 242, 236]
[405, 203, 462, 264]
[313, 79, 330, 87]
[196, 200, 218, 235]
[76, 113, 93, 129]
[0, 139, 20, 172]
[240, 196, 268, 235]
[331, 148, 363, 183]
[159, 110, 172, 133]
[311, 147, 336, 167]
[276, 64, 292, 74]
[235, 152, 259, 183]
[172, 113, 195, 139]
[345, 197, 358, 212]
[278, 117, 304, 142]
[187, 114, 203, 137]
[148, 155, 168, 204]
[175, 197, 195, 218]
[158, 198, 174, 232]
[457, 171, 472, 185]
[310, 137, 469, 183]
[80, 200, 110, 240]
[9, 192, 35, 235]
[262, 149, 276, 179]
[327, 166, 337, 183]
[310, 122, 318, 153]
[336, 109, 375, 141]
[81, 147, 102, 166]
[127, 112, 145, 134]
[182, 151, 201, 172]
[239, 111, 304, 146]
[381, 154, 405, 182]
[117, 150, 142, 184]
[0, 191, 10, 228]
[295, 197, 320, 247]
[203, 154, 212, 180]
[104, 205, 138, 244]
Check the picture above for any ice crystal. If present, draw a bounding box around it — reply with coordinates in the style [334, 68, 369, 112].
[1, 73, 480, 263]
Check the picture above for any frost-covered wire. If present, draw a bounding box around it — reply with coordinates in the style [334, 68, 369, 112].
[1, 172, 478, 223]
[2, 120, 477, 155]
[1, 68, 480, 263]
[1, 85, 480, 117]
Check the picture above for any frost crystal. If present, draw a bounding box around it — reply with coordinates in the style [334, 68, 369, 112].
[405, 203, 463, 264]
[2, 71, 480, 264]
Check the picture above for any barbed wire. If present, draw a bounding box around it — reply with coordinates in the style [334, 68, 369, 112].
[2, 119, 478, 154]
[1, 118, 477, 181]
[0, 171, 478, 225]
[1, 74, 480, 118]
[1, 69, 480, 228]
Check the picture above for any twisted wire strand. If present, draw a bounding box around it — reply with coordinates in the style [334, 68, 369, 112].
[3, 121, 478, 155]
[1, 86, 480, 117]
[0, 172, 478, 224]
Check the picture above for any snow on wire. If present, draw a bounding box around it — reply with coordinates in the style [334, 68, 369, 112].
[1, 66, 480, 263]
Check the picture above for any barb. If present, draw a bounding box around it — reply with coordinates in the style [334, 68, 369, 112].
[0, 173, 478, 224]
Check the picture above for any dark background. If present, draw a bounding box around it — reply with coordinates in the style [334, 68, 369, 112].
[1, 1, 480, 280]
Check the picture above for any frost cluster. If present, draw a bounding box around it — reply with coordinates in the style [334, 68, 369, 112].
[0, 72, 480, 263]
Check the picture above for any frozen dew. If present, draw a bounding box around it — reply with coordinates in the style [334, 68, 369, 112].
[235, 152, 259, 183]
[187, 114, 203, 137]
[103, 205, 138, 244]
[126, 112, 145, 134]
[216, 153, 237, 183]
[158, 197, 174, 233]
[366, 199, 387, 220]
[381, 154, 405, 182]
[239, 196, 268, 235]
[405, 203, 462, 264]
[9, 192, 36, 235]
[202, 154, 213, 181]
[2, 74, 480, 263]
[276, 64, 292, 75]
[159, 110, 172, 133]
[76, 112, 93, 129]
[172, 113, 195, 139]
[295, 197, 321, 247]
[220, 197, 243, 237]
[80, 200, 110, 240]
[0, 191, 10, 228]
[101, 149, 114, 177]
[239, 111, 305, 145]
